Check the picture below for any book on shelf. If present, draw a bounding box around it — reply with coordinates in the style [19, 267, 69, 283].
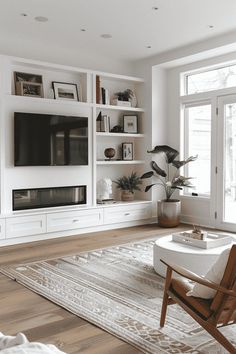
[100, 87, 110, 105]
[96, 75, 101, 104]
[101, 87, 105, 104]
[100, 115, 110, 132]
[105, 88, 110, 105]
[96, 111, 102, 132]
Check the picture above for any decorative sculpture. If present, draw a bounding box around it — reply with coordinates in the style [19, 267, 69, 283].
[97, 178, 113, 202]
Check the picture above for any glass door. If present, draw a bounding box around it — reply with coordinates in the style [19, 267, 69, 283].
[217, 95, 236, 231]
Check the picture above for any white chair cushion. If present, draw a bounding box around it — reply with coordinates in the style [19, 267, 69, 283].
[187, 246, 231, 299]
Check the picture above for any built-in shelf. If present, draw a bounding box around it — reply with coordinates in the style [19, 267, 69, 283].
[0, 54, 151, 245]
[6, 94, 92, 108]
[96, 132, 144, 138]
[96, 160, 145, 165]
[96, 104, 144, 112]
[94, 71, 144, 83]
[96, 200, 151, 207]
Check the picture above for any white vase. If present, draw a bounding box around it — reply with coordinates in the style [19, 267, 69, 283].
[157, 199, 181, 227]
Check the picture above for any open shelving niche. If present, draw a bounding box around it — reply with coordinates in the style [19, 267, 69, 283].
[92, 72, 148, 204]
[0, 55, 152, 245]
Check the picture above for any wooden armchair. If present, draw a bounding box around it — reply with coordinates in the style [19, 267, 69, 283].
[160, 244, 236, 354]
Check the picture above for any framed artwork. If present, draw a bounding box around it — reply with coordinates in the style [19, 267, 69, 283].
[14, 71, 44, 98]
[122, 142, 133, 160]
[123, 115, 138, 133]
[52, 81, 79, 101]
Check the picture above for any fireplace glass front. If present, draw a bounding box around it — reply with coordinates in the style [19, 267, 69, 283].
[13, 186, 86, 211]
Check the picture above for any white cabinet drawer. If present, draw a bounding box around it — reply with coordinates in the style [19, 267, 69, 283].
[104, 203, 152, 225]
[0, 219, 6, 239]
[47, 208, 103, 233]
[6, 215, 46, 239]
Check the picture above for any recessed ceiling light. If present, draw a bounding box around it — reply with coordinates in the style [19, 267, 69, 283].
[35, 16, 48, 22]
[146, 45, 152, 49]
[21, 13, 28, 17]
[208, 25, 214, 29]
[80, 28, 86, 32]
[152, 6, 159, 10]
[100, 34, 112, 39]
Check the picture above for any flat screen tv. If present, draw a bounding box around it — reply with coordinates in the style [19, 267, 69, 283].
[14, 112, 88, 166]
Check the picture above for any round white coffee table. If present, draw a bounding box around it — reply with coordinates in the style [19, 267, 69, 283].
[153, 235, 233, 277]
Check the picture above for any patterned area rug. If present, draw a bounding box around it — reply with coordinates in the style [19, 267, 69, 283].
[1, 238, 235, 354]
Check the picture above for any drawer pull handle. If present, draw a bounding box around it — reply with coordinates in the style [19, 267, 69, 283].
[73, 219, 79, 223]
[124, 213, 130, 216]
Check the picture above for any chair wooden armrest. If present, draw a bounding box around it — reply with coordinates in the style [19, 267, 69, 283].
[160, 259, 236, 298]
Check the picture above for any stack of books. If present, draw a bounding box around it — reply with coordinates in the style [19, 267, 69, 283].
[96, 111, 110, 132]
[96, 75, 110, 105]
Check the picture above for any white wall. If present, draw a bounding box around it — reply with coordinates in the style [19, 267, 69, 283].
[0, 34, 134, 76]
[130, 60, 168, 216]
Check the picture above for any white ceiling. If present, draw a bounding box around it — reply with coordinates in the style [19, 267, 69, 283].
[0, 0, 236, 62]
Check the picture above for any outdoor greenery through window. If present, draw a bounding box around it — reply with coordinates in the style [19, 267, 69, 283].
[186, 63, 236, 94]
[183, 104, 211, 196]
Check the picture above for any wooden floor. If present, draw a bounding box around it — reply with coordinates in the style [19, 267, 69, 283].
[0, 224, 188, 354]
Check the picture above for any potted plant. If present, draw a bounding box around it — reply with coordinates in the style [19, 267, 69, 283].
[114, 171, 142, 201]
[114, 89, 137, 107]
[114, 89, 134, 101]
[141, 145, 197, 227]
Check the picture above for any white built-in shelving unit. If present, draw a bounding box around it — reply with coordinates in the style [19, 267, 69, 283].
[95, 104, 144, 112]
[96, 132, 144, 138]
[96, 160, 145, 165]
[0, 55, 152, 245]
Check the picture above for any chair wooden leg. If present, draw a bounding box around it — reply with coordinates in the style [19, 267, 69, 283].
[206, 326, 236, 354]
[160, 291, 169, 327]
[160, 266, 172, 328]
[169, 291, 236, 354]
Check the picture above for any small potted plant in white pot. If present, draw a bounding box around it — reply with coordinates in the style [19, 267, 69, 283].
[114, 171, 142, 201]
[141, 145, 197, 227]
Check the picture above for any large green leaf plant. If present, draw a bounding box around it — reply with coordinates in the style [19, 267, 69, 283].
[141, 145, 197, 201]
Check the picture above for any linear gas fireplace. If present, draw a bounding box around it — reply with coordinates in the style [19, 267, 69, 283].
[13, 186, 86, 211]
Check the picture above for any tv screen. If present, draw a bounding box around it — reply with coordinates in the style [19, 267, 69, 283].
[14, 112, 88, 166]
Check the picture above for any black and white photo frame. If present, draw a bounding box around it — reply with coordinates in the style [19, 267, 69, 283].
[52, 81, 79, 101]
[123, 115, 138, 133]
[14, 71, 44, 98]
[122, 142, 133, 160]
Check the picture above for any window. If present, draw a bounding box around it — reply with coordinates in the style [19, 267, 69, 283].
[186, 63, 236, 95]
[183, 103, 211, 196]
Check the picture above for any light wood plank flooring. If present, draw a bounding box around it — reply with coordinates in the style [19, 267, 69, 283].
[0, 224, 188, 354]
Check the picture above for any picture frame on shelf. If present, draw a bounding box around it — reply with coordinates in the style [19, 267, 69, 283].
[122, 142, 133, 161]
[52, 81, 79, 101]
[123, 115, 138, 133]
[14, 71, 44, 98]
